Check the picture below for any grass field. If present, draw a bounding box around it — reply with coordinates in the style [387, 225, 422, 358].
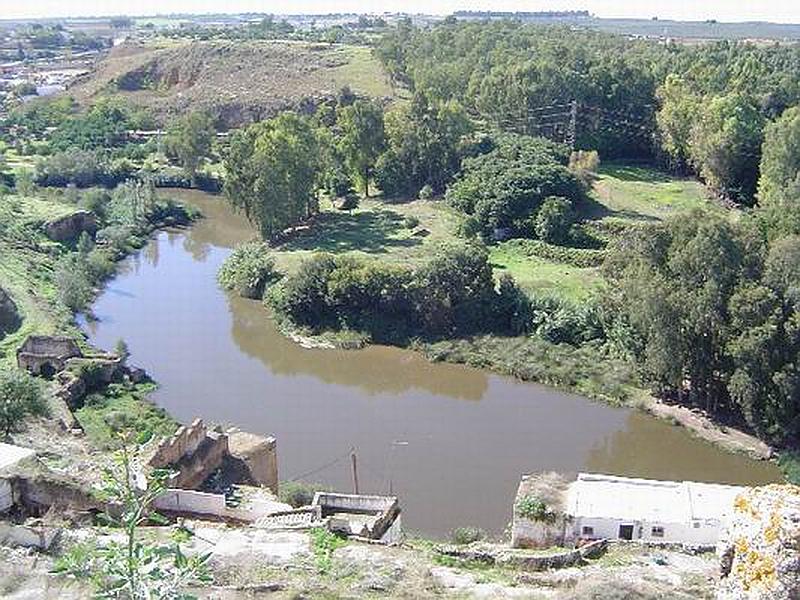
[488, 246, 605, 301]
[0, 195, 83, 365]
[269, 163, 718, 303]
[589, 162, 723, 221]
[272, 197, 463, 272]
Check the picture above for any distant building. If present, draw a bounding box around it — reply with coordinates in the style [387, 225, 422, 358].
[512, 472, 746, 548]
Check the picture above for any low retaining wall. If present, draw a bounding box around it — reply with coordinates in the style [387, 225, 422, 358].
[154, 487, 290, 523]
[437, 539, 608, 572]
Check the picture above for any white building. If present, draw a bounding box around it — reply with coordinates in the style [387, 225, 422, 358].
[512, 472, 747, 548]
[565, 473, 746, 546]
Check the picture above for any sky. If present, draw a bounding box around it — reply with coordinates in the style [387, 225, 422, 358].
[1, 0, 799, 23]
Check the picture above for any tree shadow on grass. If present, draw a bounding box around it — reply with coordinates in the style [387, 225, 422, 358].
[597, 162, 674, 184]
[278, 209, 422, 255]
[578, 195, 660, 223]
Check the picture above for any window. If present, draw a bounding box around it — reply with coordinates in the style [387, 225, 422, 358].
[581, 526, 594, 537]
[693, 522, 701, 529]
[651, 526, 665, 538]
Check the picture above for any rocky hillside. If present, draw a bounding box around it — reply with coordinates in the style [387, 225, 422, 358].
[68, 39, 395, 127]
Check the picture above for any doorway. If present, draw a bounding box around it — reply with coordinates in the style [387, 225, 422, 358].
[618, 524, 635, 540]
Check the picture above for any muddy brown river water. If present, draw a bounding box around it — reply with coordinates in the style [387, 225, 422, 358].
[80, 190, 781, 537]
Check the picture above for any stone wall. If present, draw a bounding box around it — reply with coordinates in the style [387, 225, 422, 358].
[44, 210, 97, 242]
[226, 431, 278, 493]
[716, 485, 800, 600]
[149, 418, 210, 469]
[0, 521, 60, 551]
[16, 335, 82, 376]
[511, 472, 569, 549]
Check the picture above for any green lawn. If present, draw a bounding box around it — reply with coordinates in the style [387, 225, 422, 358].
[589, 162, 724, 221]
[331, 45, 395, 98]
[272, 197, 463, 272]
[489, 245, 605, 301]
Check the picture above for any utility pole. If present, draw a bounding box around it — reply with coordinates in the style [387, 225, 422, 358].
[350, 448, 360, 495]
[567, 100, 578, 150]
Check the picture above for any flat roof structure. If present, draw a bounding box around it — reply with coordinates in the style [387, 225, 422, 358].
[566, 473, 745, 524]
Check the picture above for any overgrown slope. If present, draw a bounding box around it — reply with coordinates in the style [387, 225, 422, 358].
[69, 39, 395, 127]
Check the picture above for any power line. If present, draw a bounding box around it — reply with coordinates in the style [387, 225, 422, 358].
[285, 449, 352, 483]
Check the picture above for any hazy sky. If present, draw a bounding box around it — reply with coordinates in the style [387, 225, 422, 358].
[1, 1, 799, 23]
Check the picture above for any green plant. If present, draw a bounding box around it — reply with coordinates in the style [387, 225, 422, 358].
[451, 527, 485, 545]
[403, 215, 420, 229]
[0, 367, 48, 437]
[515, 494, 557, 523]
[279, 480, 325, 508]
[217, 241, 278, 299]
[309, 527, 346, 574]
[53, 443, 211, 598]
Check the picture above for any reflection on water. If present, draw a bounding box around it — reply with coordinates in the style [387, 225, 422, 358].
[80, 189, 782, 537]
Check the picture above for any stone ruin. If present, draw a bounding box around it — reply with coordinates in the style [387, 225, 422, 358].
[43, 210, 97, 243]
[16, 335, 82, 377]
[511, 472, 569, 549]
[147, 419, 279, 493]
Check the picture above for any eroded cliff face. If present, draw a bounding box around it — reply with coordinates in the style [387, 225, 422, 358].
[717, 484, 800, 600]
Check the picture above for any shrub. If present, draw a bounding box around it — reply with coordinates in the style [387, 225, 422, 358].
[403, 215, 420, 229]
[418, 184, 434, 200]
[217, 241, 278, 299]
[533, 196, 574, 244]
[568, 149, 600, 187]
[515, 495, 557, 523]
[279, 481, 325, 508]
[0, 367, 48, 436]
[451, 527, 485, 545]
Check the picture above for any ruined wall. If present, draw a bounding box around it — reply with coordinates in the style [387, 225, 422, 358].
[16, 335, 82, 376]
[226, 431, 278, 493]
[44, 210, 97, 242]
[149, 418, 209, 469]
[154, 486, 291, 522]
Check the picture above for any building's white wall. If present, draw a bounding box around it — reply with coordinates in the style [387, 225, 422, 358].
[574, 516, 722, 546]
[153, 488, 289, 523]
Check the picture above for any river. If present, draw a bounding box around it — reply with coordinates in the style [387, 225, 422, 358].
[80, 190, 781, 538]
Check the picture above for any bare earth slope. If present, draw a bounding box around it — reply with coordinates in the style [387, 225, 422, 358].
[69, 39, 394, 127]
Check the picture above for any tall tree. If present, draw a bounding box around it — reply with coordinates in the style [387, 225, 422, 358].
[337, 99, 386, 197]
[164, 111, 215, 183]
[688, 93, 764, 204]
[758, 105, 800, 205]
[224, 112, 322, 240]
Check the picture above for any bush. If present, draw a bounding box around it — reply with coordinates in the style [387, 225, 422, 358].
[568, 149, 600, 187]
[217, 242, 278, 299]
[279, 481, 325, 508]
[418, 184, 434, 200]
[0, 367, 48, 436]
[403, 215, 420, 229]
[515, 495, 557, 523]
[533, 196, 574, 244]
[451, 527, 485, 545]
